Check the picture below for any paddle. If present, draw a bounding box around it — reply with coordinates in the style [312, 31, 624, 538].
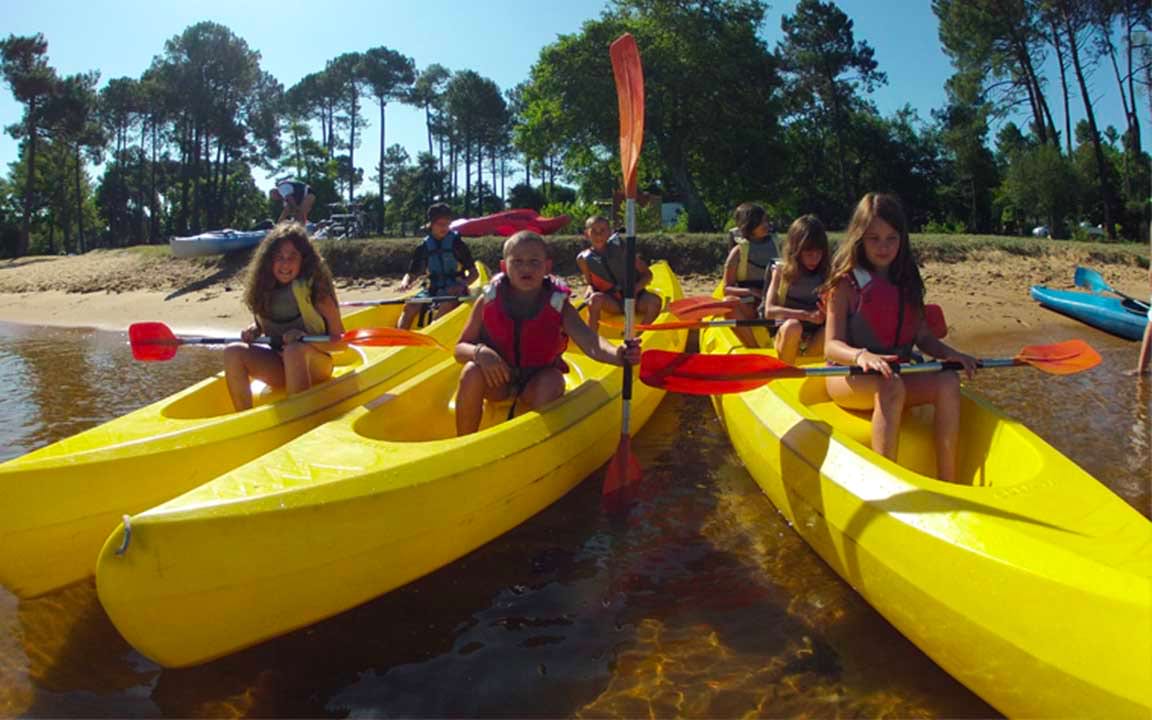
[339, 294, 476, 308]
[128, 322, 443, 362]
[667, 296, 755, 320]
[622, 303, 949, 338]
[638, 340, 1101, 395]
[1074, 266, 1150, 310]
[603, 33, 645, 511]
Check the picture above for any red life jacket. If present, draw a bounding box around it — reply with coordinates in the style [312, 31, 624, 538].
[481, 274, 570, 370]
[846, 268, 920, 360]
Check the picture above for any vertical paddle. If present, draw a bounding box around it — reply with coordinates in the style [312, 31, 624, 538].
[603, 33, 645, 511]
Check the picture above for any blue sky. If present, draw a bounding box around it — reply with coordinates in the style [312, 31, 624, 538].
[0, 0, 1141, 193]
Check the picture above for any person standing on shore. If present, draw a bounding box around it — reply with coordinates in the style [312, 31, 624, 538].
[270, 178, 316, 225]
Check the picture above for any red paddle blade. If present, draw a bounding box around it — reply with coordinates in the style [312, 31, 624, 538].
[668, 296, 733, 318]
[129, 322, 180, 362]
[610, 34, 644, 198]
[602, 433, 643, 512]
[924, 304, 947, 339]
[340, 328, 445, 349]
[640, 350, 802, 395]
[1016, 339, 1101, 375]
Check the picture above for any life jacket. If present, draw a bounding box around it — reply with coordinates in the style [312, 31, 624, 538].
[425, 231, 464, 293]
[845, 268, 920, 360]
[258, 277, 327, 337]
[776, 267, 825, 312]
[733, 235, 779, 289]
[579, 236, 628, 297]
[481, 273, 570, 371]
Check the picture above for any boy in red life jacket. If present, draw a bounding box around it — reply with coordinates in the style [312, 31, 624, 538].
[823, 193, 977, 483]
[577, 215, 662, 333]
[397, 203, 479, 329]
[454, 231, 642, 436]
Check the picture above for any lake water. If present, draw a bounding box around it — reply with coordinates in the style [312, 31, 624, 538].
[0, 320, 1147, 717]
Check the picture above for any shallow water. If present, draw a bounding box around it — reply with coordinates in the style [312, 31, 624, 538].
[0, 320, 1147, 718]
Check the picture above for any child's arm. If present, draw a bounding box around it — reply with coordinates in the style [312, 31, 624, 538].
[399, 246, 427, 291]
[562, 302, 641, 366]
[315, 293, 346, 344]
[634, 256, 654, 291]
[763, 266, 825, 323]
[722, 247, 760, 298]
[454, 297, 511, 387]
[914, 321, 977, 379]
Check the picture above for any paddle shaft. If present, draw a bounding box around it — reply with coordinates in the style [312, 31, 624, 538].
[175, 334, 335, 347]
[621, 198, 636, 435]
[339, 295, 470, 307]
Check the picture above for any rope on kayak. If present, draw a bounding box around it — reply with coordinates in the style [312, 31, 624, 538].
[114, 515, 132, 556]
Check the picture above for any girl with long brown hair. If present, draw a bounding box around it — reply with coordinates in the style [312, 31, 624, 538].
[764, 214, 830, 364]
[223, 223, 344, 411]
[822, 193, 977, 482]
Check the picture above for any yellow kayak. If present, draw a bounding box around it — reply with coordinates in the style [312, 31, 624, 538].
[0, 264, 487, 598]
[699, 323, 1152, 719]
[95, 262, 686, 668]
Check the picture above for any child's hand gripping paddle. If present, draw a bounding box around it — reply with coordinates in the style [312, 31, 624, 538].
[128, 322, 444, 362]
[603, 33, 645, 512]
[639, 339, 1100, 395]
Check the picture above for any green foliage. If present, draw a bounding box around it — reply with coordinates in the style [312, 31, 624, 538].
[507, 183, 544, 212]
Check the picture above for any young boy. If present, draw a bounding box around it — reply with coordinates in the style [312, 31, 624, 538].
[576, 215, 662, 333]
[454, 231, 641, 436]
[270, 178, 316, 224]
[398, 203, 479, 329]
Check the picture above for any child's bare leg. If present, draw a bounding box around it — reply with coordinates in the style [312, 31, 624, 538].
[805, 326, 825, 359]
[455, 363, 511, 435]
[588, 293, 622, 334]
[774, 319, 803, 364]
[638, 291, 662, 324]
[726, 296, 759, 348]
[515, 368, 566, 415]
[223, 343, 285, 411]
[901, 372, 963, 482]
[827, 374, 905, 460]
[282, 343, 333, 395]
[434, 299, 460, 319]
[397, 302, 421, 330]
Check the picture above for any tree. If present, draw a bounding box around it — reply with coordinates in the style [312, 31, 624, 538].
[360, 46, 416, 229]
[778, 0, 888, 208]
[1, 34, 57, 256]
[408, 64, 451, 159]
[326, 52, 367, 205]
[46, 71, 105, 252]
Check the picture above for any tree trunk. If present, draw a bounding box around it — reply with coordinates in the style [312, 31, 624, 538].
[1060, 1, 1115, 240]
[463, 130, 472, 215]
[1050, 18, 1073, 154]
[348, 92, 358, 205]
[74, 144, 85, 253]
[150, 117, 159, 243]
[668, 159, 712, 232]
[425, 102, 434, 157]
[19, 106, 37, 256]
[1122, 5, 1141, 153]
[378, 97, 387, 231]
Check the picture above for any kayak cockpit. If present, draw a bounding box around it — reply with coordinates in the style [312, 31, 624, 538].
[161, 345, 368, 419]
[792, 376, 1044, 488]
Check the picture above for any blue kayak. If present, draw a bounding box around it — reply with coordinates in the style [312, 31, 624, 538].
[1030, 285, 1149, 340]
[169, 229, 267, 257]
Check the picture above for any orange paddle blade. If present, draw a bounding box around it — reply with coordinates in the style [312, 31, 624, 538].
[1016, 339, 1100, 375]
[610, 34, 644, 198]
[129, 322, 181, 362]
[668, 296, 736, 318]
[602, 433, 643, 512]
[340, 327, 445, 349]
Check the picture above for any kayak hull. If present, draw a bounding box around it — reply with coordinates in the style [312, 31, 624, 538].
[701, 324, 1152, 719]
[1030, 284, 1148, 340]
[169, 229, 267, 257]
[95, 262, 685, 667]
[0, 265, 486, 598]
[449, 209, 571, 237]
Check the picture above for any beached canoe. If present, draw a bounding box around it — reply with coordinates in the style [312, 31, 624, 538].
[699, 323, 1152, 719]
[0, 265, 486, 598]
[169, 228, 268, 257]
[95, 262, 685, 668]
[449, 208, 571, 237]
[1030, 284, 1149, 340]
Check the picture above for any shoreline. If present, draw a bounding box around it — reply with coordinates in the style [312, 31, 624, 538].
[0, 249, 1147, 342]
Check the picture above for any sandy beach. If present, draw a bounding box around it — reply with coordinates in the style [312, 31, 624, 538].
[0, 248, 1148, 344]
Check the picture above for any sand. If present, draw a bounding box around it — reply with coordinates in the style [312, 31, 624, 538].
[0, 250, 1148, 345]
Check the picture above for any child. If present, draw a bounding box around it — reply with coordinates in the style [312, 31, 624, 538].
[822, 193, 977, 483]
[1134, 267, 1151, 376]
[398, 203, 479, 329]
[764, 214, 830, 364]
[576, 215, 662, 332]
[454, 231, 642, 436]
[269, 178, 315, 224]
[722, 202, 778, 347]
[223, 223, 344, 411]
